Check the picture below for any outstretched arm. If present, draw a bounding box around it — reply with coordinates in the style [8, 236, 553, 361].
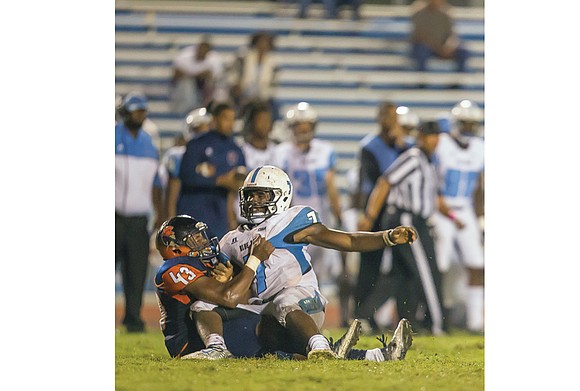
[292, 222, 416, 253]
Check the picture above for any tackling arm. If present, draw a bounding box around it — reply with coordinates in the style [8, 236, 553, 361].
[183, 236, 274, 308]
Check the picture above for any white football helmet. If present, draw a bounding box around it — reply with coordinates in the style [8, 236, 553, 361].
[239, 165, 293, 223]
[451, 100, 483, 123]
[285, 102, 318, 144]
[450, 100, 484, 139]
[396, 106, 420, 129]
[183, 107, 212, 141]
[285, 102, 318, 126]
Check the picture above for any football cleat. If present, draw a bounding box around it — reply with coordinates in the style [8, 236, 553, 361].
[180, 345, 234, 360]
[330, 319, 362, 359]
[380, 318, 413, 361]
[307, 348, 339, 360]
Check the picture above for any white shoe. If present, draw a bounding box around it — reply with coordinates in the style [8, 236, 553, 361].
[181, 345, 234, 360]
[331, 319, 362, 359]
[381, 319, 413, 361]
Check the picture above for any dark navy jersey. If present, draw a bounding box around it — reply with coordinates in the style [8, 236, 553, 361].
[359, 134, 406, 203]
[154, 256, 215, 356]
[177, 130, 246, 238]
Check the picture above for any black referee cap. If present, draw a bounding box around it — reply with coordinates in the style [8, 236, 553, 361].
[417, 120, 442, 135]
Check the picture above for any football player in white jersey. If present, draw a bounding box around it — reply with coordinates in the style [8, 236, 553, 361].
[274, 102, 344, 297]
[190, 165, 417, 359]
[160, 108, 211, 218]
[433, 100, 485, 333]
[232, 101, 279, 225]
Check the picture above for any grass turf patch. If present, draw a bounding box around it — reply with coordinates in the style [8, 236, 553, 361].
[116, 328, 483, 391]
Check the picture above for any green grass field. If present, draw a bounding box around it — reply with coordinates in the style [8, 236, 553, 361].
[116, 327, 484, 391]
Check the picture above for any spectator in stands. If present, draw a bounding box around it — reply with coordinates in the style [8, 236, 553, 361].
[170, 36, 228, 115]
[115, 92, 164, 333]
[230, 32, 278, 113]
[354, 101, 407, 332]
[409, 0, 469, 74]
[177, 101, 247, 239]
[298, 0, 361, 20]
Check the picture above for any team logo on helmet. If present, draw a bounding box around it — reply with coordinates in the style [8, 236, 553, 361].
[155, 215, 220, 263]
[160, 225, 177, 246]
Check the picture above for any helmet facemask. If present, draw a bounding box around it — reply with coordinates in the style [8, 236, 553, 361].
[239, 187, 282, 224]
[181, 222, 220, 261]
[291, 122, 316, 144]
[285, 102, 318, 145]
[157, 218, 220, 263]
[451, 100, 483, 141]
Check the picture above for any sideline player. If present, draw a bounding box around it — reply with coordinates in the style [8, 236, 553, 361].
[433, 99, 485, 333]
[274, 102, 344, 296]
[190, 165, 417, 359]
[160, 107, 212, 218]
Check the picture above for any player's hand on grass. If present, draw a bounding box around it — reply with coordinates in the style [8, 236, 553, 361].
[390, 226, 418, 244]
[250, 235, 275, 262]
[212, 261, 234, 282]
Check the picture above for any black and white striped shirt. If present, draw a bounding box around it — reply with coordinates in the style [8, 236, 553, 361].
[382, 147, 438, 219]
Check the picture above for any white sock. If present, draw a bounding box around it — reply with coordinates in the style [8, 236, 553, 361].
[205, 333, 226, 349]
[466, 286, 484, 332]
[308, 334, 331, 352]
[365, 348, 385, 362]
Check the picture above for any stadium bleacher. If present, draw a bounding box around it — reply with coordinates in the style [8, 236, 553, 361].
[115, 0, 484, 328]
[115, 0, 484, 199]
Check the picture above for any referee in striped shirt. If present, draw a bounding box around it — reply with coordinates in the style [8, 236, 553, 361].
[359, 120, 446, 335]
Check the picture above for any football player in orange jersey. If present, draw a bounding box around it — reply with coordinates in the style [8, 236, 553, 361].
[154, 215, 274, 359]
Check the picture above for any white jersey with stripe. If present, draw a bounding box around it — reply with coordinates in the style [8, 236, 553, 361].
[240, 141, 278, 170]
[219, 205, 321, 303]
[434, 133, 484, 209]
[274, 139, 337, 225]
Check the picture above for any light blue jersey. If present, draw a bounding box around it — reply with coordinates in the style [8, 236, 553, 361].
[220, 205, 322, 303]
[433, 133, 484, 209]
[274, 139, 337, 225]
[115, 123, 161, 216]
